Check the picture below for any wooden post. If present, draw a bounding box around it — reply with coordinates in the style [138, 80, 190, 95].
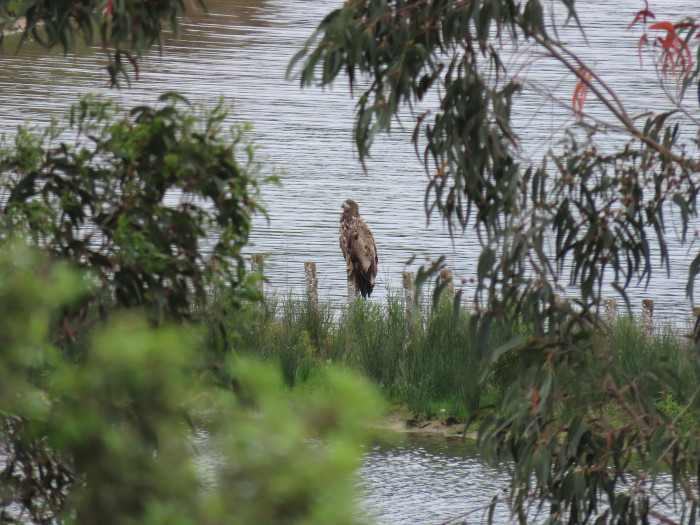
[304, 262, 318, 311]
[346, 274, 358, 305]
[603, 298, 617, 324]
[439, 268, 453, 296]
[690, 307, 700, 343]
[402, 271, 415, 315]
[250, 253, 263, 295]
[641, 299, 654, 336]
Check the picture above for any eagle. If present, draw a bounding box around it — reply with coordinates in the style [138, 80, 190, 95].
[339, 199, 378, 298]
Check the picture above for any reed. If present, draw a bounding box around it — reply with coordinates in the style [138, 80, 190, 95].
[230, 293, 332, 388]
[603, 318, 700, 407]
[208, 291, 700, 423]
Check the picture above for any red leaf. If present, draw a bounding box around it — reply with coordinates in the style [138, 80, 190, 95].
[637, 33, 648, 67]
[648, 21, 693, 78]
[627, 9, 655, 30]
[649, 21, 675, 32]
[572, 67, 592, 120]
[649, 21, 677, 50]
[675, 22, 700, 30]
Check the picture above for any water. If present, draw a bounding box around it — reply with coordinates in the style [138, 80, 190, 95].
[359, 436, 513, 525]
[1, 0, 699, 327]
[359, 433, 693, 525]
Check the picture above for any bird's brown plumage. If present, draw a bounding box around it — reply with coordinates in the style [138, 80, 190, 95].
[339, 199, 378, 298]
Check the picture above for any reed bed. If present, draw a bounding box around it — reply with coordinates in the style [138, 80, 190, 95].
[207, 291, 700, 424]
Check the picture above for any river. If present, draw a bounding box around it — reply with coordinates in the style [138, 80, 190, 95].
[359, 435, 512, 524]
[0, 0, 698, 328]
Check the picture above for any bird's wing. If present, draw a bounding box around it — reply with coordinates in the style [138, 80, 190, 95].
[350, 219, 377, 282]
[340, 220, 354, 276]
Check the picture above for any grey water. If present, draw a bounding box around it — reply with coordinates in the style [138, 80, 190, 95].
[0, 0, 698, 328]
[358, 436, 513, 525]
[359, 433, 691, 525]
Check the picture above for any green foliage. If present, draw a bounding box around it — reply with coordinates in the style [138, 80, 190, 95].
[220, 294, 332, 389]
[0, 0, 21, 16]
[8, 0, 203, 85]
[202, 359, 382, 525]
[237, 293, 487, 419]
[293, 1, 700, 521]
[331, 298, 406, 393]
[654, 392, 696, 435]
[608, 319, 700, 405]
[51, 315, 202, 524]
[0, 243, 86, 522]
[0, 93, 266, 328]
[0, 242, 382, 524]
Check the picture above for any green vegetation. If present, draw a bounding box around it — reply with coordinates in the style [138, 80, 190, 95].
[0, 95, 380, 523]
[1, 93, 268, 327]
[228, 294, 700, 431]
[0, 0, 21, 17]
[232, 294, 486, 419]
[2, 0, 700, 522]
[0, 242, 383, 525]
[292, 1, 700, 521]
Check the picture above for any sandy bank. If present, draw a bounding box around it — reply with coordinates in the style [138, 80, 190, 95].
[375, 410, 478, 440]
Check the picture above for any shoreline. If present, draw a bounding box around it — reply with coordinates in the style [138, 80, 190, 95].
[1, 16, 26, 34]
[374, 410, 477, 440]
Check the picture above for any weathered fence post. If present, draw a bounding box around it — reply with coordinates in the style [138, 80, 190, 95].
[250, 253, 263, 295]
[690, 307, 700, 343]
[402, 271, 415, 316]
[346, 272, 358, 305]
[641, 299, 654, 336]
[439, 268, 454, 297]
[304, 262, 318, 311]
[603, 298, 617, 324]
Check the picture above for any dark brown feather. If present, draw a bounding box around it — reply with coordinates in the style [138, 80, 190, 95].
[339, 199, 378, 298]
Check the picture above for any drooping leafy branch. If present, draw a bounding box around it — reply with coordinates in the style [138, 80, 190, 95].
[292, 1, 700, 522]
[4, 0, 204, 85]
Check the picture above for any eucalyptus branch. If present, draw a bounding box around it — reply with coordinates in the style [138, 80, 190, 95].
[531, 32, 700, 173]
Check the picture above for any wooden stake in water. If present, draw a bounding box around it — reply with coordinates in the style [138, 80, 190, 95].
[304, 261, 318, 311]
[689, 307, 700, 343]
[439, 269, 453, 296]
[603, 298, 617, 324]
[250, 253, 264, 295]
[347, 273, 359, 304]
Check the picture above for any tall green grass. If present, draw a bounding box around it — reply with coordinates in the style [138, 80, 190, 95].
[205, 290, 700, 424]
[603, 319, 700, 411]
[222, 293, 487, 418]
[233, 294, 332, 388]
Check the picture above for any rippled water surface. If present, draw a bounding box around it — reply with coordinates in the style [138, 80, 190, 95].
[359, 436, 511, 525]
[1, 0, 698, 325]
[359, 434, 689, 525]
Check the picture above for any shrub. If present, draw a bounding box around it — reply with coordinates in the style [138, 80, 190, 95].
[0, 93, 268, 329]
[0, 242, 382, 524]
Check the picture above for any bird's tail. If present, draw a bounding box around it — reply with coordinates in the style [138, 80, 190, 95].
[357, 275, 374, 298]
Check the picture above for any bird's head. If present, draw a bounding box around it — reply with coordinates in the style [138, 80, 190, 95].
[341, 199, 359, 213]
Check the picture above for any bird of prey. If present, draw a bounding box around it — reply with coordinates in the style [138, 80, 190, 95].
[339, 199, 378, 298]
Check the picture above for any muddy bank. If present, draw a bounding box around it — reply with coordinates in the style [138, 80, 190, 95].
[375, 410, 478, 440]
